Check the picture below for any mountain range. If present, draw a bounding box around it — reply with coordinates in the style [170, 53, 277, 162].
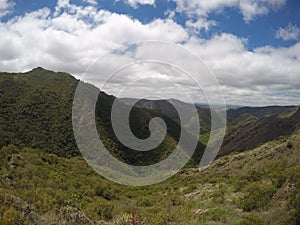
[0, 67, 300, 224]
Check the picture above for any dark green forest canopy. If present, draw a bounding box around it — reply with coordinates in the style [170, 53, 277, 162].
[0, 67, 205, 165]
[0, 68, 79, 157]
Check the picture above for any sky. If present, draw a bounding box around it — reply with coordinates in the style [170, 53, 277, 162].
[0, 0, 300, 106]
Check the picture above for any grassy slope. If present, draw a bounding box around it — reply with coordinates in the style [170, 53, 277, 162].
[1, 68, 300, 224]
[1, 128, 300, 225]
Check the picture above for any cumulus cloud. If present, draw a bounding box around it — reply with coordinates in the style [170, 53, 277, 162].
[118, 0, 286, 22]
[173, 0, 287, 22]
[239, 0, 268, 22]
[184, 34, 300, 105]
[0, 0, 299, 106]
[117, 0, 155, 8]
[0, 1, 188, 74]
[185, 18, 216, 34]
[239, 0, 286, 22]
[83, 0, 97, 5]
[276, 23, 300, 41]
[174, 0, 236, 17]
[0, 0, 14, 18]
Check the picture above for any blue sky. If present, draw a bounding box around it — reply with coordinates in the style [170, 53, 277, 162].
[0, 0, 300, 105]
[3, 0, 300, 49]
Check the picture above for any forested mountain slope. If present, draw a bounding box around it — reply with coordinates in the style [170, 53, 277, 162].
[0, 68, 205, 165]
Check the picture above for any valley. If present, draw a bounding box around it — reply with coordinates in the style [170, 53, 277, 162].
[0, 68, 300, 225]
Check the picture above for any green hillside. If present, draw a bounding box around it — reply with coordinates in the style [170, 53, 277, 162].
[220, 107, 300, 156]
[1, 68, 300, 224]
[0, 68, 205, 166]
[0, 128, 300, 224]
[0, 67, 78, 157]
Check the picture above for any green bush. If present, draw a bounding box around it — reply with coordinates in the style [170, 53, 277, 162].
[286, 182, 300, 225]
[97, 202, 114, 220]
[212, 186, 226, 204]
[232, 214, 265, 225]
[234, 179, 249, 192]
[137, 197, 154, 207]
[63, 192, 83, 210]
[205, 208, 227, 221]
[0, 207, 28, 225]
[239, 182, 276, 211]
[95, 185, 116, 200]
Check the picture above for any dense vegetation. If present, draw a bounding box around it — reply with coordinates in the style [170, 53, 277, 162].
[0, 129, 300, 224]
[0, 68, 79, 157]
[1, 68, 300, 224]
[0, 68, 205, 165]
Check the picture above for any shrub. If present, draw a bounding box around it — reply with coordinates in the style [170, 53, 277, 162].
[206, 208, 227, 221]
[286, 142, 293, 149]
[234, 179, 249, 192]
[286, 183, 300, 225]
[64, 192, 82, 210]
[212, 186, 226, 204]
[137, 197, 153, 207]
[0, 207, 28, 225]
[239, 182, 276, 211]
[169, 195, 183, 206]
[97, 202, 114, 220]
[95, 185, 115, 200]
[232, 214, 265, 225]
[1, 144, 19, 155]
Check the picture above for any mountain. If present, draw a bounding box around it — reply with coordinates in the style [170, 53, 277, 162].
[220, 106, 300, 156]
[121, 98, 213, 136]
[121, 98, 195, 124]
[1, 68, 300, 224]
[227, 106, 297, 123]
[0, 67, 78, 157]
[122, 97, 299, 157]
[0, 68, 205, 166]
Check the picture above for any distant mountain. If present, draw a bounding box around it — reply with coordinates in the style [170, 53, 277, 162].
[122, 97, 299, 157]
[220, 107, 300, 156]
[121, 98, 213, 134]
[121, 98, 195, 125]
[227, 106, 297, 123]
[194, 103, 243, 109]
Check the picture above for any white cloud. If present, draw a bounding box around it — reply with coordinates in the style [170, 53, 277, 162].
[239, 0, 268, 22]
[0, 1, 188, 74]
[118, 0, 155, 8]
[83, 0, 97, 5]
[0, 0, 14, 18]
[184, 34, 300, 105]
[0, 0, 299, 106]
[276, 23, 300, 41]
[165, 9, 175, 20]
[85, 32, 300, 106]
[173, 0, 287, 22]
[185, 18, 216, 34]
[55, 0, 70, 11]
[239, 0, 286, 22]
[174, 0, 236, 17]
